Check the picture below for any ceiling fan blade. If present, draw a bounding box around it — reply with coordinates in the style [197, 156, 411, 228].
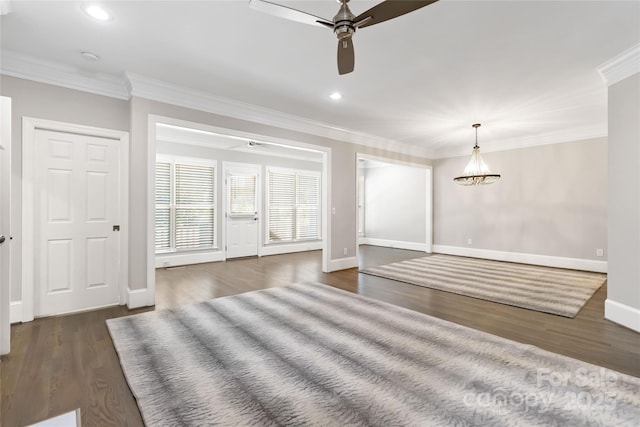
[337, 38, 355, 75]
[249, 0, 332, 28]
[355, 0, 438, 29]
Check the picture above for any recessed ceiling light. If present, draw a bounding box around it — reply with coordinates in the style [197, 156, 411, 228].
[83, 4, 112, 21]
[329, 92, 342, 101]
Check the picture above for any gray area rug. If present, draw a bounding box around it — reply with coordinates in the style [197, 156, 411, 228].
[107, 283, 639, 426]
[360, 254, 606, 317]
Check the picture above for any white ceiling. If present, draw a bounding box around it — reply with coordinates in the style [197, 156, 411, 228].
[1, 1, 638, 157]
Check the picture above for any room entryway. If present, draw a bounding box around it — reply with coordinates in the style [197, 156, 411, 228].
[225, 163, 260, 259]
[356, 155, 432, 260]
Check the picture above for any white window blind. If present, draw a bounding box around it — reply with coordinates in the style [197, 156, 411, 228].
[268, 172, 295, 242]
[175, 164, 216, 249]
[155, 159, 217, 253]
[229, 175, 256, 216]
[296, 174, 320, 240]
[155, 162, 171, 251]
[267, 169, 320, 243]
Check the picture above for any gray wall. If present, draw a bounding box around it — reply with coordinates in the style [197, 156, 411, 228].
[363, 163, 427, 243]
[433, 137, 608, 260]
[0, 75, 130, 302]
[607, 73, 640, 314]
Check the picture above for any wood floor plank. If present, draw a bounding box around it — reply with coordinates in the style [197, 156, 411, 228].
[1, 246, 638, 426]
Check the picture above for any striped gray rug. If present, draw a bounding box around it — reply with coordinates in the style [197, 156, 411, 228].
[107, 283, 639, 426]
[360, 254, 606, 318]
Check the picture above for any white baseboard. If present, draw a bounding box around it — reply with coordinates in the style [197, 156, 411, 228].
[10, 300, 129, 323]
[327, 256, 358, 272]
[127, 288, 153, 309]
[10, 301, 22, 324]
[432, 245, 607, 273]
[260, 241, 322, 257]
[155, 251, 224, 268]
[360, 238, 429, 252]
[605, 299, 640, 333]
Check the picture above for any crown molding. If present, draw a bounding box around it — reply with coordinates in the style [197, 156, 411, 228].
[0, 50, 431, 157]
[432, 124, 607, 159]
[597, 43, 640, 87]
[0, 50, 130, 99]
[125, 72, 433, 159]
[1, 50, 608, 160]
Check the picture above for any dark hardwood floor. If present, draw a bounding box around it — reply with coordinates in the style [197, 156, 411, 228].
[2, 246, 638, 426]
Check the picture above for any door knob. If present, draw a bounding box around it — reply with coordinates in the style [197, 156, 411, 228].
[0, 235, 5, 244]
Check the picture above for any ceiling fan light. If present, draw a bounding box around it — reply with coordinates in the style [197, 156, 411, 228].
[249, 0, 439, 75]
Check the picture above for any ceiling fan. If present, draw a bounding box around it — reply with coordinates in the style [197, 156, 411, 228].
[249, 0, 439, 75]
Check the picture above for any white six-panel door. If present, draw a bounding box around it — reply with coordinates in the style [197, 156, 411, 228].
[34, 129, 120, 316]
[1, 96, 11, 354]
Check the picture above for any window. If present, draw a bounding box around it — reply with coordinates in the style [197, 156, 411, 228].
[266, 168, 320, 243]
[155, 162, 172, 251]
[228, 175, 257, 216]
[155, 158, 217, 253]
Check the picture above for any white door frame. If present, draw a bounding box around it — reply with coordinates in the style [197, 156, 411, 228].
[222, 162, 262, 259]
[147, 115, 331, 303]
[355, 153, 433, 260]
[1, 96, 12, 354]
[21, 117, 129, 322]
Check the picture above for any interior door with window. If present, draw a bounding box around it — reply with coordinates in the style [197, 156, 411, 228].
[225, 164, 260, 259]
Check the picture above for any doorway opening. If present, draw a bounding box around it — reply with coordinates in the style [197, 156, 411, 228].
[147, 116, 331, 303]
[356, 154, 432, 265]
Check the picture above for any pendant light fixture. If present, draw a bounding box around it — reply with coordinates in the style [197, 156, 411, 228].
[453, 123, 501, 186]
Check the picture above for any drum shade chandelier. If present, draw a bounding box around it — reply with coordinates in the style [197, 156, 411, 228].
[453, 123, 501, 186]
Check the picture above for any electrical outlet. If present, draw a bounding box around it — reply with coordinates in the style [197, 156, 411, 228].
[596, 248, 604, 257]
[343, 247, 348, 256]
[467, 238, 473, 245]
